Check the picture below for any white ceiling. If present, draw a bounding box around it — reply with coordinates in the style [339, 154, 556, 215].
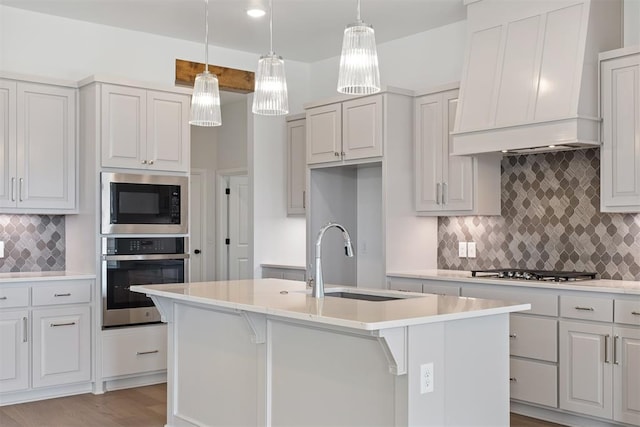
[3, 0, 466, 63]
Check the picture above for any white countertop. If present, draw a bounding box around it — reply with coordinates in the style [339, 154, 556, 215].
[0, 271, 96, 283]
[131, 279, 530, 331]
[386, 269, 640, 295]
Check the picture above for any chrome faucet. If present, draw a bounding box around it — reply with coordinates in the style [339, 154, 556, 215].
[312, 222, 354, 298]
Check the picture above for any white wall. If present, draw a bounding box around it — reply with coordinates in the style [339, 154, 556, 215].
[624, 0, 640, 46]
[218, 100, 248, 170]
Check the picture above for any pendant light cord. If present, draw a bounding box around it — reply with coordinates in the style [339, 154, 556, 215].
[269, 0, 274, 54]
[204, 0, 209, 72]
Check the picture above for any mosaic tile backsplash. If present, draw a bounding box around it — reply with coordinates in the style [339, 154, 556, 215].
[438, 149, 640, 281]
[0, 215, 65, 273]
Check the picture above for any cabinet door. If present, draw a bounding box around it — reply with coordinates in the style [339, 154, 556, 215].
[442, 90, 473, 211]
[0, 80, 17, 209]
[32, 306, 90, 388]
[0, 310, 29, 393]
[614, 326, 640, 425]
[415, 93, 444, 211]
[559, 320, 613, 419]
[287, 118, 306, 215]
[101, 84, 147, 169]
[146, 90, 190, 172]
[342, 95, 383, 160]
[601, 53, 640, 212]
[306, 104, 341, 164]
[16, 83, 76, 210]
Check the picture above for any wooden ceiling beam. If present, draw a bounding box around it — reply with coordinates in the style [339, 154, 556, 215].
[175, 59, 255, 93]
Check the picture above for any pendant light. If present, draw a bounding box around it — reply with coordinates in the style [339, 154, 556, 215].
[252, 0, 289, 115]
[337, 0, 380, 95]
[190, 0, 222, 126]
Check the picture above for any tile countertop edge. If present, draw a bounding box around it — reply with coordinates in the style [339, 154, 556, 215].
[386, 269, 640, 295]
[131, 280, 530, 331]
[0, 271, 97, 283]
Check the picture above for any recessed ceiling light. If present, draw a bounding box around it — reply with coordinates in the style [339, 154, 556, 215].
[247, 8, 266, 18]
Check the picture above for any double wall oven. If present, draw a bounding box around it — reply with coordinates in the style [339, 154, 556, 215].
[100, 173, 189, 328]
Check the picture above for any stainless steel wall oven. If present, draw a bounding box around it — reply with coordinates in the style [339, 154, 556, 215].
[101, 236, 188, 328]
[101, 172, 188, 234]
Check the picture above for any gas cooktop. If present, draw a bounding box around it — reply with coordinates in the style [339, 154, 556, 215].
[471, 269, 597, 282]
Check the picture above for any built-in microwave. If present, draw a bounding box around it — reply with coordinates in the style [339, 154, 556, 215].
[101, 172, 188, 234]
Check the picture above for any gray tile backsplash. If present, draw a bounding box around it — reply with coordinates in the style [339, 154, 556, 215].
[0, 215, 65, 273]
[438, 149, 640, 281]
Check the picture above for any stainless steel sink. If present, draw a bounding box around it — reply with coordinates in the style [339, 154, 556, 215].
[324, 291, 404, 302]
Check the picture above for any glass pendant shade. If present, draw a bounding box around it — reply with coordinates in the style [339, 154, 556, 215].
[252, 53, 289, 115]
[337, 21, 381, 95]
[190, 70, 222, 126]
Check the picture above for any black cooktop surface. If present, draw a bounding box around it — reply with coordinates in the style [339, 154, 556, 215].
[471, 269, 597, 282]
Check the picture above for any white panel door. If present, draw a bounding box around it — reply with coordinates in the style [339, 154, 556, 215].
[601, 53, 640, 212]
[287, 118, 306, 215]
[342, 95, 383, 160]
[0, 80, 17, 209]
[101, 84, 147, 169]
[306, 103, 341, 164]
[146, 90, 189, 172]
[228, 175, 250, 280]
[16, 83, 76, 210]
[559, 321, 613, 420]
[32, 306, 90, 388]
[415, 93, 443, 211]
[442, 91, 473, 211]
[0, 310, 29, 393]
[614, 326, 640, 425]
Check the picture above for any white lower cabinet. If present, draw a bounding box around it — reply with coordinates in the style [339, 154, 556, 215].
[510, 358, 557, 408]
[261, 266, 306, 282]
[0, 310, 29, 393]
[102, 324, 167, 378]
[32, 306, 90, 388]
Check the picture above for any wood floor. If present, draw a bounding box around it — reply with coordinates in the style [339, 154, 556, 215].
[0, 383, 564, 426]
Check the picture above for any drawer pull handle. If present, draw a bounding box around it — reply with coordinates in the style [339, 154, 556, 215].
[23, 317, 28, 342]
[509, 377, 517, 382]
[0, 296, 7, 300]
[613, 335, 619, 365]
[574, 306, 594, 311]
[509, 333, 517, 339]
[632, 311, 640, 316]
[136, 350, 159, 356]
[50, 322, 76, 327]
[54, 293, 72, 297]
[604, 334, 611, 364]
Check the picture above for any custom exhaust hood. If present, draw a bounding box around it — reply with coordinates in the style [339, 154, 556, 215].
[451, 0, 623, 156]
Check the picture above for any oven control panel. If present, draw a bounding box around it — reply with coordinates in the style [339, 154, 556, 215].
[104, 237, 186, 255]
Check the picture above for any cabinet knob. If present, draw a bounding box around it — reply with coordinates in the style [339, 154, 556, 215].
[141, 160, 148, 164]
[334, 152, 340, 157]
[148, 160, 154, 165]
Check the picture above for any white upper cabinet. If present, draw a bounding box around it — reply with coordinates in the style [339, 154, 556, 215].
[452, 0, 622, 155]
[286, 115, 306, 215]
[415, 86, 500, 216]
[101, 84, 190, 172]
[0, 78, 77, 213]
[306, 94, 382, 165]
[600, 47, 640, 213]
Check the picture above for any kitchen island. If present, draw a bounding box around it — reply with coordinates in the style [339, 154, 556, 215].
[131, 279, 529, 427]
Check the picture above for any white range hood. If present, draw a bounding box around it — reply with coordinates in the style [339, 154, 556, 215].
[451, 0, 623, 156]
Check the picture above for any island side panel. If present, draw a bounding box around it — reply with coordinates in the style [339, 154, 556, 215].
[268, 319, 397, 427]
[171, 303, 263, 426]
[444, 313, 511, 426]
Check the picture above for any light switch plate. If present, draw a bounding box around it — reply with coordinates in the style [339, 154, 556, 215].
[0, 241, 4, 258]
[467, 242, 476, 258]
[458, 242, 467, 258]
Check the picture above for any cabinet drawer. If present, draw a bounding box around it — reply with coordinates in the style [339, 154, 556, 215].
[421, 284, 460, 296]
[102, 324, 167, 378]
[388, 279, 422, 293]
[560, 295, 613, 322]
[510, 358, 557, 408]
[509, 314, 557, 362]
[32, 280, 92, 306]
[0, 287, 29, 309]
[614, 299, 640, 326]
[461, 287, 558, 316]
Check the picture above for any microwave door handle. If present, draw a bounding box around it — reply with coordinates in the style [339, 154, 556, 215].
[102, 254, 190, 261]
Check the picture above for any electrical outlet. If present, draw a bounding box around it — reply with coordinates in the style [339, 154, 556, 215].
[0, 241, 4, 258]
[467, 242, 477, 258]
[458, 242, 467, 258]
[420, 362, 434, 394]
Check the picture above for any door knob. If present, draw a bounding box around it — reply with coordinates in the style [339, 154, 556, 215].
[194, 249, 201, 254]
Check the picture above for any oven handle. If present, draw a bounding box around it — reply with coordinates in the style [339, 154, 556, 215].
[102, 254, 190, 261]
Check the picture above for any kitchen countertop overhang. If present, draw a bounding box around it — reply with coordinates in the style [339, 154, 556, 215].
[0, 271, 96, 283]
